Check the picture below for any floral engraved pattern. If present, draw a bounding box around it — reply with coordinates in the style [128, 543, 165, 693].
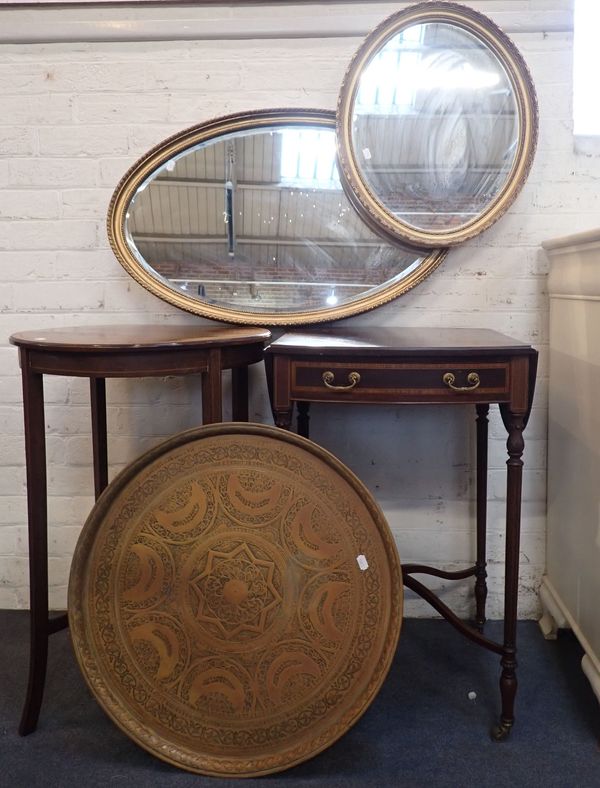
[218, 470, 292, 526]
[282, 498, 343, 569]
[125, 612, 190, 685]
[147, 479, 216, 543]
[257, 640, 328, 710]
[69, 427, 402, 777]
[181, 657, 255, 719]
[190, 542, 282, 638]
[299, 571, 352, 647]
[121, 535, 174, 611]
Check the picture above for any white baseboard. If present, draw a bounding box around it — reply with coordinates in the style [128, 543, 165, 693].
[538, 576, 600, 706]
[581, 655, 600, 706]
[538, 576, 570, 639]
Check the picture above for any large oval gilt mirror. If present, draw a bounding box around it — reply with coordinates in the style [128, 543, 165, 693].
[337, 1, 538, 248]
[108, 109, 445, 325]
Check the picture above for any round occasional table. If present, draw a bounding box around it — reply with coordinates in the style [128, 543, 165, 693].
[9, 324, 271, 736]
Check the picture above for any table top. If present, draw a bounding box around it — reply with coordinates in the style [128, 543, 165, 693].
[266, 327, 535, 357]
[10, 324, 271, 352]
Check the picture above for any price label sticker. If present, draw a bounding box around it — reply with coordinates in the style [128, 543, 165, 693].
[356, 554, 369, 571]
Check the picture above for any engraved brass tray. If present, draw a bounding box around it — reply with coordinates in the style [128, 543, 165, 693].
[69, 424, 402, 777]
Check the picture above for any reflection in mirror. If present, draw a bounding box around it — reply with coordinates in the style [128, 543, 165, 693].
[123, 122, 433, 317]
[352, 21, 518, 232]
[337, 3, 538, 248]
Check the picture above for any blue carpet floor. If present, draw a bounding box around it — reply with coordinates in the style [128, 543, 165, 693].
[0, 613, 598, 787]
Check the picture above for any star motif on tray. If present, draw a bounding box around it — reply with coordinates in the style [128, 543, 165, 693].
[190, 542, 282, 639]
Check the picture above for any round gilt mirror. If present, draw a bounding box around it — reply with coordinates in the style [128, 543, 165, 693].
[337, 1, 538, 248]
[108, 109, 446, 325]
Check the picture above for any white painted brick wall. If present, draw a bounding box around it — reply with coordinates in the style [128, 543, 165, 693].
[0, 0, 588, 617]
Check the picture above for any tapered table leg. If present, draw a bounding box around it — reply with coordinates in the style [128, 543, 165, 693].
[493, 409, 525, 741]
[231, 366, 249, 422]
[297, 402, 310, 438]
[90, 378, 108, 499]
[201, 349, 223, 425]
[18, 356, 48, 736]
[475, 404, 489, 631]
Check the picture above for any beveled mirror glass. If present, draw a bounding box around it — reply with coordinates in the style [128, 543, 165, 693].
[108, 109, 445, 325]
[337, 1, 538, 248]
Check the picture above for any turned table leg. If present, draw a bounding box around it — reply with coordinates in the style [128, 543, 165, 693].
[18, 357, 49, 736]
[297, 402, 310, 438]
[475, 404, 489, 631]
[273, 407, 293, 430]
[493, 408, 526, 741]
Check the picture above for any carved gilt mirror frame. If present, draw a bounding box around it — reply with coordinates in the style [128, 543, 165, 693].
[336, 1, 539, 248]
[108, 108, 446, 326]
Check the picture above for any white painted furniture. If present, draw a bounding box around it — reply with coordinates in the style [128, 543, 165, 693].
[541, 229, 600, 705]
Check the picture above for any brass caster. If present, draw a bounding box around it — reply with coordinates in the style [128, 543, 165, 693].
[491, 720, 513, 741]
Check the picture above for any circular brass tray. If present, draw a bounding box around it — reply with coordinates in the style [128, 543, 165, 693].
[69, 424, 402, 777]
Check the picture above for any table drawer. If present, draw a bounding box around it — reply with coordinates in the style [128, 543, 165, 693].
[289, 360, 510, 402]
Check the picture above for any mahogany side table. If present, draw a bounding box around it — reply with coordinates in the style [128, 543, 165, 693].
[265, 326, 538, 739]
[9, 324, 271, 735]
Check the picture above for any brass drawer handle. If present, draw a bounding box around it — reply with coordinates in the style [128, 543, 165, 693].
[322, 370, 361, 391]
[443, 372, 481, 392]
